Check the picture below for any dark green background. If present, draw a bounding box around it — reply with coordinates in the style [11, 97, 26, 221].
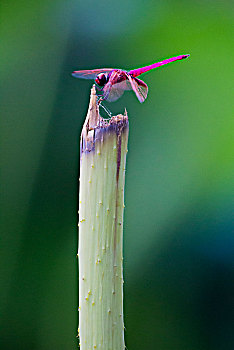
[1, 0, 233, 349]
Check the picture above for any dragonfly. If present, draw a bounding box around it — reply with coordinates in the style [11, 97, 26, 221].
[72, 54, 189, 107]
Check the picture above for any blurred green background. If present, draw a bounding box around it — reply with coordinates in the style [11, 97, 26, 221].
[1, 0, 233, 349]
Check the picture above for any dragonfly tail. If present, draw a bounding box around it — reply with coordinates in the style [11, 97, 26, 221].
[129, 54, 190, 77]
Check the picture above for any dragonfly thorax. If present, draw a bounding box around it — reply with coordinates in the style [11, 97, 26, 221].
[95, 73, 108, 87]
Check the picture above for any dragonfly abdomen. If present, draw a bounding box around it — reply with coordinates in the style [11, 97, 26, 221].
[129, 54, 190, 77]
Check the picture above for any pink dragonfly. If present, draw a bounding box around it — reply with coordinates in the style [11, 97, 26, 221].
[72, 54, 189, 104]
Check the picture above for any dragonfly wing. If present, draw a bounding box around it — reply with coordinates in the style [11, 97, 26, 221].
[104, 77, 132, 102]
[101, 81, 123, 102]
[104, 73, 148, 103]
[127, 75, 148, 103]
[72, 68, 114, 80]
[113, 79, 132, 91]
[105, 86, 125, 102]
[101, 71, 128, 102]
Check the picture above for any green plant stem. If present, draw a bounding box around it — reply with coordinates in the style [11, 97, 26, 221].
[78, 86, 129, 350]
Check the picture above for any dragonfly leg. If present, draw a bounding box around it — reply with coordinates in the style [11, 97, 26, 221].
[98, 98, 112, 118]
[97, 96, 103, 105]
[100, 103, 112, 118]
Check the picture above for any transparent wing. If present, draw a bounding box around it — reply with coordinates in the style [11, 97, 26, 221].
[72, 68, 114, 80]
[103, 72, 148, 103]
[114, 79, 132, 91]
[103, 71, 132, 102]
[105, 85, 125, 102]
[127, 75, 148, 103]
[105, 79, 132, 102]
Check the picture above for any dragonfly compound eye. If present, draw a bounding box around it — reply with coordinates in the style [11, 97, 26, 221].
[95, 73, 107, 86]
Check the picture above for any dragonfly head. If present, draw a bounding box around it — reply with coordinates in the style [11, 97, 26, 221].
[95, 73, 108, 87]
